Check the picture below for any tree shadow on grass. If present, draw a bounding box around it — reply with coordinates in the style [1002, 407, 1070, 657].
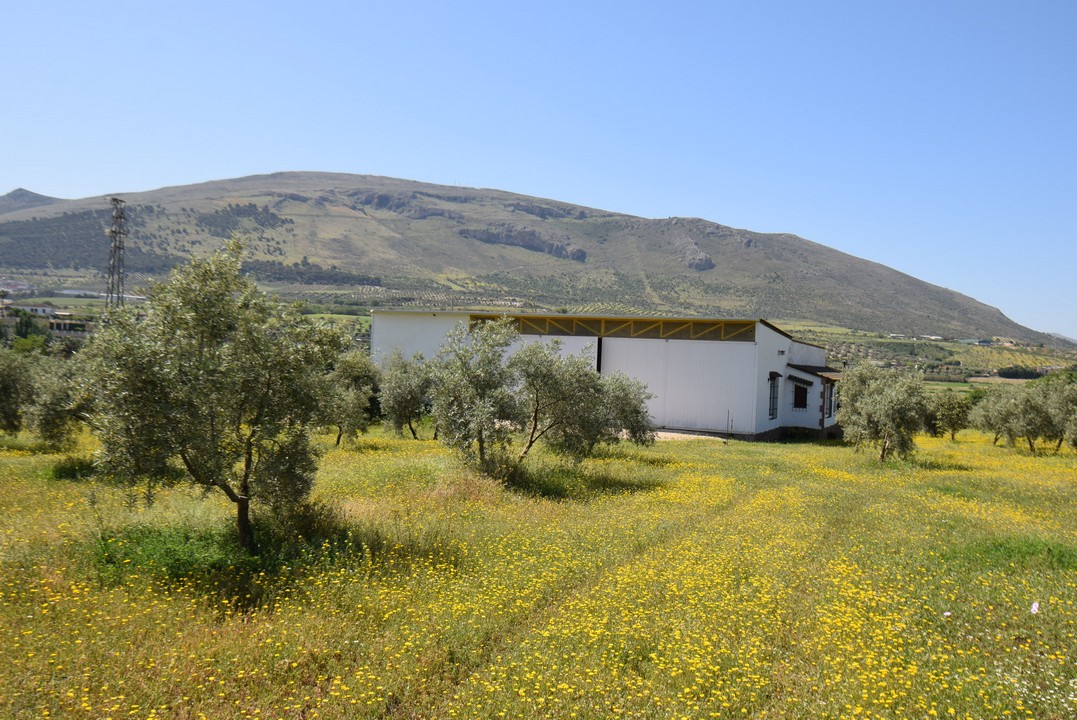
[908, 457, 973, 472]
[87, 501, 464, 613]
[589, 446, 685, 468]
[49, 454, 191, 494]
[926, 483, 978, 501]
[49, 454, 99, 481]
[504, 461, 665, 501]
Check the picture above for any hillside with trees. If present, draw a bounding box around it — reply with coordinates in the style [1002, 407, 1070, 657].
[0, 172, 1062, 345]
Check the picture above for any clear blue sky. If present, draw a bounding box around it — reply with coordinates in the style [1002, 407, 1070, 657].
[4, 1, 1075, 338]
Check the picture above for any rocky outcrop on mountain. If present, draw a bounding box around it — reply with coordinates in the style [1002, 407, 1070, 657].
[460, 224, 587, 261]
[348, 190, 464, 221]
[675, 235, 715, 271]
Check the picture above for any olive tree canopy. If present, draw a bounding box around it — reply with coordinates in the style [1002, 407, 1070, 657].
[837, 364, 928, 461]
[379, 349, 433, 439]
[84, 241, 346, 552]
[430, 319, 655, 477]
[0, 347, 33, 436]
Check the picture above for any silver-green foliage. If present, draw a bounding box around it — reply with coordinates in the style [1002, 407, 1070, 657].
[325, 349, 379, 445]
[837, 364, 928, 461]
[431, 319, 656, 476]
[0, 347, 32, 435]
[511, 340, 655, 460]
[83, 241, 346, 551]
[598, 371, 658, 449]
[969, 384, 1020, 445]
[931, 389, 972, 441]
[970, 373, 1077, 452]
[511, 339, 605, 461]
[431, 319, 520, 473]
[1036, 373, 1077, 451]
[25, 355, 88, 450]
[379, 350, 433, 439]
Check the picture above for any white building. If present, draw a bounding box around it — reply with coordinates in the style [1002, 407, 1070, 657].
[11, 304, 57, 317]
[370, 310, 841, 440]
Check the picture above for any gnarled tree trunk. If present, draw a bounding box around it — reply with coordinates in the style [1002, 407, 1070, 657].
[236, 496, 256, 554]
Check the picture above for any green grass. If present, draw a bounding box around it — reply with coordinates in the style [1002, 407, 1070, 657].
[1, 430, 1074, 719]
[924, 380, 976, 394]
[20, 295, 107, 307]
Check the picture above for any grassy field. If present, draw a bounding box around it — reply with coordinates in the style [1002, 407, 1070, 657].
[1, 430, 1074, 719]
[924, 381, 977, 395]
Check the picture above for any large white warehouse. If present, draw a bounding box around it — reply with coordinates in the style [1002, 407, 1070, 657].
[370, 310, 841, 440]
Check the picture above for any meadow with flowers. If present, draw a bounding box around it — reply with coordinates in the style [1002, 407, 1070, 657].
[1, 429, 1073, 719]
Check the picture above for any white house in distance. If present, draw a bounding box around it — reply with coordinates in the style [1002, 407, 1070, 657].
[370, 310, 842, 440]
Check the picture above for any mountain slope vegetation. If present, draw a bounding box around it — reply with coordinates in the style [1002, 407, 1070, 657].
[0, 172, 1053, 343]
[0, 188, 63, 216]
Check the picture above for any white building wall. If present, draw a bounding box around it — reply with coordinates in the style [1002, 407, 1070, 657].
[370, 311, 467, 364]
[371, 311, 599, 367]
[13, 305, 57, 317]
[601, 337, 758, 434]
[780, 377, 819, 430]
[753, 324, 791, 434]
[510, 335, 598, 366]
[789, 341, 827, 366]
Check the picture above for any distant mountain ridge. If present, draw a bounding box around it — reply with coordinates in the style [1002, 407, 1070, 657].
[0, 188, 63, 215]
[0, 172, 1058, 345]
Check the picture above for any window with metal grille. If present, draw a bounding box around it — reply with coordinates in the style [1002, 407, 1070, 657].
[793, 383, 808, 410]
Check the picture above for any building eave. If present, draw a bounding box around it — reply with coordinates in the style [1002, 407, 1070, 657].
[787, 363, 843, 381]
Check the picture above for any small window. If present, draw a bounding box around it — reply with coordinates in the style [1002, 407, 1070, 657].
[768, 375, 780, 419]
[793, 384, 808, 410]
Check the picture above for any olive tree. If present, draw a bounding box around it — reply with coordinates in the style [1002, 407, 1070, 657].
[84, 242, 345, 552]
[593, 371, 657, 450]
[969, 384, 1020, 445]
[972, 373, 1077, 453]
[1033, 372, 1077, 452]
[1008, 381, 1056, 452]
[380, 350, 433, 439]
[837, 364, 928, 461]
[325, 349, 379, 445]
[510, 339, 605, 461]
[930, 389, 971, 441]
[431, 318, 519, 474]
[0, 350, 87, 449]
[979, 379, 1057, 453]
[0, 347, 33, 435]
[431, 319, 656, 476]
[510, 340, 655, 461]
[25, 355, 89, 450]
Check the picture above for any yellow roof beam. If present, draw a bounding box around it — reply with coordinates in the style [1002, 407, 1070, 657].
[469, 314, 758, 342]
